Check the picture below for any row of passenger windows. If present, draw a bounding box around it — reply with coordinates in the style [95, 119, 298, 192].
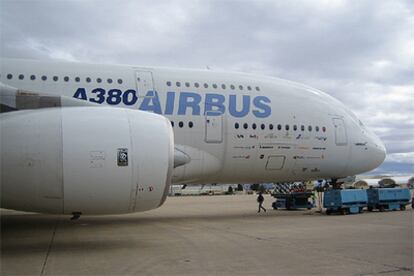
[168, 121, 326, 132]
[235, 123, 326, 132]
[166, 81, 260, 91]
[171, 121, 194, 128]
[3, 73, 124, 84]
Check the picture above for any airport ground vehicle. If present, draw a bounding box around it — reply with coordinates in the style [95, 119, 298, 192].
[271, 192, 313, 210]
[366, 188, 411, 211]
[324, 189, 368, 215]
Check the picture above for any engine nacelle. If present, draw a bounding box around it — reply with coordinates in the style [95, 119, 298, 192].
[0, 107, 174, 214]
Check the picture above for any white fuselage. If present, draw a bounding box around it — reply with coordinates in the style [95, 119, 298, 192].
[1, 58, 386, 185]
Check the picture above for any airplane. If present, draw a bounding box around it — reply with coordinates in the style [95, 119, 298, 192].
[0, 58, 386, 216]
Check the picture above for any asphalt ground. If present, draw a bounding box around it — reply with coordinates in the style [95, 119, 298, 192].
[1, 194, 413, 276]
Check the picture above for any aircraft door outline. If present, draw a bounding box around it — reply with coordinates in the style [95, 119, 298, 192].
[332, 118, 347, 146]
[204, 111, 223, 143]
[135, 71, 155, 100]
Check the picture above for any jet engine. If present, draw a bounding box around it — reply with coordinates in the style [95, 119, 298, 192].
[0, 107, 174, 215]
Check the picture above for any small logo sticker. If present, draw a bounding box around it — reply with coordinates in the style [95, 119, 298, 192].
[117, 148, 128, 166]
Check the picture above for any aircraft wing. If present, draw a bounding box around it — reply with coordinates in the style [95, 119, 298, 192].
[0, 81, 97, 112]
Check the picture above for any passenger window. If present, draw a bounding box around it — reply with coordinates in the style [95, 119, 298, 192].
[30, 75, 36, 80]
[239, 85, 243, 90]
[252, 123, 257, 130]
[189, 121, 194, 128]
[64, 76, 69, 82]
[293, 125, 297, 131]
[203, 83, 208, 88]
[86, 77, 91, 83]
[171, 121, 174, 127]
[7, 74, 12, 79]
[243, 123, 248, 129]
[235, 122, 239, 129]
[179, 121, 184, 128]
[255, 86, 260, 91]
[316, 126, 320, 132]
[18, 74, 24, 80]
[195, 82, 200, 88]
[53, 76, 58, 82]
[42, 75, 47, 81]
[213, 84, 218, 89]
[221, 84, 226, 89]
[322, 126, 326, 132]
[269, 124, 274, 130]
[117, 79, 123, 84]
[261, 124, 265, 130]
[230, 85, 235, 90]
[301, 125, 305, 131]
[277, 124, 282, 130]
[107, 78, 113, 84]
[185, 82, 190, 88]
[308, 125, 312, 132]
[285, 125, 290, 131]
[166, 81, 172, 86]
[247, 86, 252, 91]
[176, 82, 181, 87]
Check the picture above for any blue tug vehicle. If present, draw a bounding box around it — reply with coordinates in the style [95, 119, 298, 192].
[366, 188, 411, 211]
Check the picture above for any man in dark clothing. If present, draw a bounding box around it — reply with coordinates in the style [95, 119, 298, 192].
[257, 192, 266, 213]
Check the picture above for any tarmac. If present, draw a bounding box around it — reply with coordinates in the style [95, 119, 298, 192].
[1, 194, 413, 276]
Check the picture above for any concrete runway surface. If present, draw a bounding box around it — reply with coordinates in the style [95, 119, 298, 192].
[1, 195, 413, 275]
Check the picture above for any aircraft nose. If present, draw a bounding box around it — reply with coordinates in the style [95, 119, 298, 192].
[368, 134, 386, 169]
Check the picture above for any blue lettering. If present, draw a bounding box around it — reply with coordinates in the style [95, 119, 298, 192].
[89, 88, 105, 104]
[178, 92, 201, 115]
[107, 89, 122, 105]
[229, 94, 250, 118]
[122, 89, 138, 106]
[73, 88, 88, 101]
[72, 88, 272, 118]
[164, 92, 175, 115]
[253, 96, 271, 118]
[139, 90, 162, 114]
[205, 93, 225, 115]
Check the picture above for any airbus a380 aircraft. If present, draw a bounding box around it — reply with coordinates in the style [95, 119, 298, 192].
[0, 58, 386, 216]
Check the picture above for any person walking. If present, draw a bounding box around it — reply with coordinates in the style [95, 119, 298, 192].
[257, 192, 266, 213]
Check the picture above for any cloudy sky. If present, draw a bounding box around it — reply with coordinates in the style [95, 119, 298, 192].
[1, 0, 413, 175]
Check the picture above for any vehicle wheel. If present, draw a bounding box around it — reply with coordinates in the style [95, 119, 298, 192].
[326, 210, 331, 215]
[359, 207, 363, 213]
[340, 208, 347, 215]
[379, 205, 385, 212]
[368, 206, 373, 212]
[400, 205, 406, 211]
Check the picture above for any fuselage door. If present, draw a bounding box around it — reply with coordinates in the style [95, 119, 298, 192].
[135, 71, 155, 101]
[332, 118, 347, 146]
[205, 112, 223, 143]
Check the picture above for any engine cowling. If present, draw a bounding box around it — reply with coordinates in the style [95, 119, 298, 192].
[0, 107, 174, 214]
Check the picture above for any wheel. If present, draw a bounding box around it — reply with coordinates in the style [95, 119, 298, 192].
[359, 207, 364, 213]
[340, 208, 347, 215]
[368, 206, 373, 212]
[379, 205, 385, 212]
[400, 205, 406, 211]
[326, 209, 331, 215]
